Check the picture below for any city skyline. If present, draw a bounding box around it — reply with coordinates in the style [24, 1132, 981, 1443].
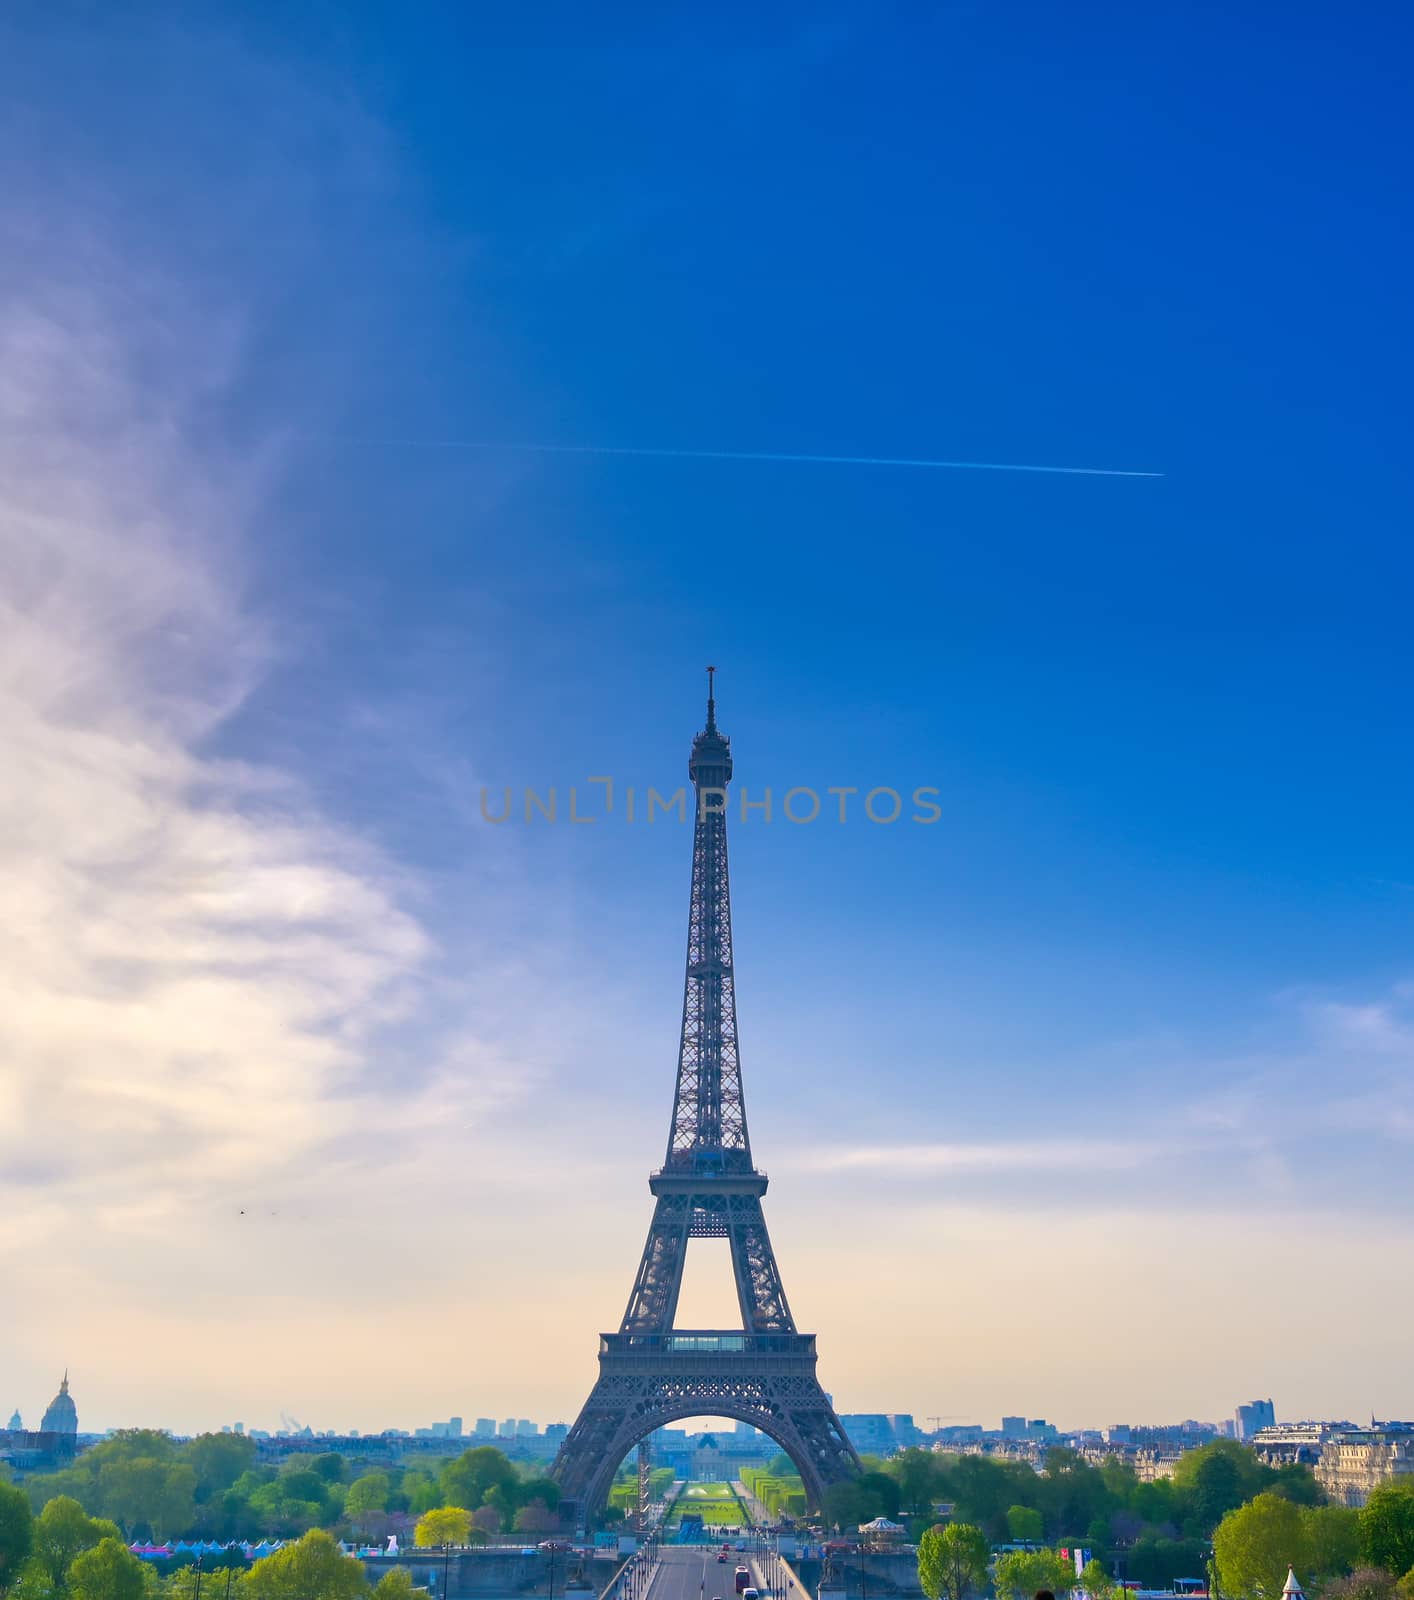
[3, 7, 1413, 1438]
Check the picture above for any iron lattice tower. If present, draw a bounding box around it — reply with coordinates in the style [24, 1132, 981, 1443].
[552, 674, 860, 1527]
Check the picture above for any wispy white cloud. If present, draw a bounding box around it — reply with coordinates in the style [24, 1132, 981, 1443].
[0, 33, 596, 1429]
[792, 1138, 1157, 1174]
[0, 236, 439, 1230]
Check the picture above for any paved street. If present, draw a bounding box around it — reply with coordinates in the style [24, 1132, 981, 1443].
[646, 1549, 754, 1600]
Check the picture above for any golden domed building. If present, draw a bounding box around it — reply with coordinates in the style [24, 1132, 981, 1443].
[39, 1372, 77, 1436]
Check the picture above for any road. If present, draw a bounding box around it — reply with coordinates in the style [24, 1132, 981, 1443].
[646, 1548, 754, 1600]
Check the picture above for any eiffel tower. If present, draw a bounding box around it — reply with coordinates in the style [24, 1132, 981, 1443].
[552, 673, 860, 1527]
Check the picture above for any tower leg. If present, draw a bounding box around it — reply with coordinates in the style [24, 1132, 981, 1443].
[552, 1365, 857, 1528]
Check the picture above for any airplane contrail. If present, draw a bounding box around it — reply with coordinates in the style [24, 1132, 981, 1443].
[379, 439, 1162, 478]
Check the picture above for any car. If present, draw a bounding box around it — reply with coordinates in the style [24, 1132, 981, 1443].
[718, 1555, 728, 1564]
[743, 1589, 760, 1600]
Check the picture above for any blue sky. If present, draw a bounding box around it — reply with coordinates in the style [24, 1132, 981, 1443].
[1, 3, 1412, 1436]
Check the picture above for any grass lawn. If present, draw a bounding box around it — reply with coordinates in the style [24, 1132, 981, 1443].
[676, 1483, 751, 1527]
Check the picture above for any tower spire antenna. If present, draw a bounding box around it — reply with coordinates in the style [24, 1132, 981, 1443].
[706, 664, 717, 732]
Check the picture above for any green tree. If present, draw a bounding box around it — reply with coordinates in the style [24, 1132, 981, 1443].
[1191, 1452, 1247, 1533]
[414, 1508, 472, 1548]
[822, 1482, 864, 1529]
[346, 1477, 392, 1520]
[1361, 1486, 1414, 1578]
[372, 1573, 416, 1600]
[1127, 1537, 1210, 1590]
[439, 1450, 517, 1514]
[1080, 1561, 1123, 1600]
[280, 1472, 330, 1508]
[0, 1484, 33, 1596]
[97, 1459, 196, 1540]
[1213, 1493, 1305, 1598]
[935, 1456, 1042, 1542]
[1270, 1467, 1325, 1509]
[917, 1522, 990, 1600]
[67, 1538, 146, 1600]
[83, 1434, 177, 1469]
[183, 1436, 257, 1496]
[1006, 1506, 1044, 1543]
[856, 1472, 902, 1521]
[992, 1548, 1077, 1600]
[1174, 1442, 1278, 1535]
[31, 1499, 123, 1594]
[311, 1457, 346, 1486]
[1305, 1506, 1360, 1582]
[24, 1471, 99, 1517]
[238, 1530, 369, 1600]
[891, 1452, 944, 1518]
[247, 1480, 325, 1540]
[518, 1479, 561, 1513]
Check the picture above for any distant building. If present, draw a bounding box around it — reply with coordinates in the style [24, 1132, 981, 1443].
[887, 1415, 922, 1447]
[543, 1423, 569, 1445]
[498, 1419, 516, 1438]
[40, 1374, 77, 1436]
[6, 1410, 20, 1431]
[839, 1415, 897, 1455]
[1316, 1424, 1414, 1506]
[1001, 1417, 1027, 1439]
[1235, 1400, 1276, 1442]
[474, 1419, 496, 1437]
[1250, 1423, 1339, 1467]
[937, 1425, 983, 1444]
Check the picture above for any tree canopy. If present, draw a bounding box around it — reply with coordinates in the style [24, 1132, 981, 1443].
[1360, 1485, 1414, 1578]
[67, 1538, 147, 1600]
[917, 1522, 990, 1600]
[0, 1485, 33, 1596]
[237, 1529, 369, 1600]
[414, 1508, 472, 1548]
[31, 1499, 123, 1594]
[992, 1547, 1078, 1600]
[1214, 1493, 1359, 1598]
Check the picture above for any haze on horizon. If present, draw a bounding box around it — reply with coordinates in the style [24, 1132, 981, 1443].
[2, 5, 1412, 1442]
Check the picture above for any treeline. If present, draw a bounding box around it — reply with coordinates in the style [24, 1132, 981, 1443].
[913, 1477, 1414, 1600]
[740, 1468, 805, 1519]
[0, 1492, 424, 1600]
[13, 1435, 564, 1544]
[1211, 1483, 1414, 1599]
[875, 1441, 1327, 1588]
